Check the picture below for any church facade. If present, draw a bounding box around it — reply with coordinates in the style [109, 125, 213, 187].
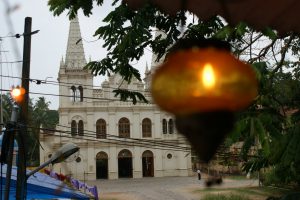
[39, 17, 192, 180]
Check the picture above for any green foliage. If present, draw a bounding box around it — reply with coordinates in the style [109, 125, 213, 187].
[28, 97, 59, 166]
[263, 164, 300, 187]
[263, 167, 287, 187]
[261, 27, 277, 40]
[84, 60, 114, 77]
[214, 22, 248, 41]
[202, 193, 250, 200]
[48, 0, 103, 19]
[1, 93, 13, 123]
[46, 110, 59, 129]
[0, 94, 58, 166]
[113, 89, 148, 104]
[242, 156, 269, 173]
[280, 125, 300, 166]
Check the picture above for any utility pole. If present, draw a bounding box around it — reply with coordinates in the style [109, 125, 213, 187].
[3, 105, 18, 200]
[1, 17, 38, 200]
[16, 16, 32, 199]
[21, 17, 31, 125]
[0, 39, 3, 130]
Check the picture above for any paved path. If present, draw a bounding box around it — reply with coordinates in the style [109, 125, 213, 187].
[87, 175, 259, 200]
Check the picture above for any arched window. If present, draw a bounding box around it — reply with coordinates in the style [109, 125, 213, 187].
[118, 149, 132, 158]
[96, 119, 106, 139]
[162, 119, 167, 134]
[78, 120, 84, 136]
[96, 151, 108, 159]
[168, 119, 174, 134]
[142, 118, 152, 137]
[119, 117, 130, 138]
[71, 120, 77, 136]
[78, 86, 83, 102]
[71, 86, 76, 102]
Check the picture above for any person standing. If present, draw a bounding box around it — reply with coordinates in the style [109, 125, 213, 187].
[197, 169, 201, 180]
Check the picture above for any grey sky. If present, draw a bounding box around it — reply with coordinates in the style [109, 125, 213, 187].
[0, 0, 150, 109]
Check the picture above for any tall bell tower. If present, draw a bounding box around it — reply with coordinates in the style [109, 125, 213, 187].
[58, 16, 93, 109]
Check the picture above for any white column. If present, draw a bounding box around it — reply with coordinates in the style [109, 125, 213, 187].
[154, 110, 161, 138]
[133, 146, 142, 178]
[154, 149, 163, 177]
[132, 111, 140, 138]
[109, 146, 118, 179]
[108, 111, 116, 136]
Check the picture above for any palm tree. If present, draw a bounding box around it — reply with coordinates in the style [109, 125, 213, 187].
[0, 93, 13, 124]
[28, 97, 55, 166]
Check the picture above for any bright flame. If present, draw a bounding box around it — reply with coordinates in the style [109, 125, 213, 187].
[11, 88, 21, 97]
[202, 63, 215, 88]
[10, 86, 25, 103]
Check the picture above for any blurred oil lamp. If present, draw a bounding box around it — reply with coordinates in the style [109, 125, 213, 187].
[151, 39, 257, 162]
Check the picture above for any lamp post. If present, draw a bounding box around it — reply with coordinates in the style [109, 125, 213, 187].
[26, 143, 80, 179]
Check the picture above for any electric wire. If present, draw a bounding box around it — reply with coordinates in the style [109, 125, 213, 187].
[28, 126, 191, 152]
[0, 74, 149, 93]
[0, 34, 22, 39]
[0, 88, 150, 103]
[26, 120, 261, 159]
[55, 124, 190, 147]
[3, 0, 22, 80]
[0, 60, 23, 64]
[30, 126, 257, 159]
[3, 50, 13, 86]
[26, 123, 191, 151]
[0, 91, 257, 158]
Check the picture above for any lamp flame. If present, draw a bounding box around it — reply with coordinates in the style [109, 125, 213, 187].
[202, 63, 215, 89]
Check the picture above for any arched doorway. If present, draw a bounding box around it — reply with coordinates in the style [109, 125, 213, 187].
[118, 149, 133, 178]
[96, 152, 108, 179]
[142, 150, 154, 177]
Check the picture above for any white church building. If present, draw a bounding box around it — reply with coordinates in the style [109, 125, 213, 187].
[39, 17, 192, 180]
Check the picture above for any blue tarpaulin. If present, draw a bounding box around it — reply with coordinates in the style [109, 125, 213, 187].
[0, 164, 90, 199]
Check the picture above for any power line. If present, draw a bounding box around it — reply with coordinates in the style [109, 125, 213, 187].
[0, 74, 149, 93]
[30, 126, 191, 152]
[0, 31, 39, 40]
[0, 34, 21, 39]
[26, 122, 190, 151]
[3, 0, 22, 77]
[55, 124, 190, 148]
[0, 88, 150, 103]
[37, 126, 257, 159]
[0, 61, 23, 64]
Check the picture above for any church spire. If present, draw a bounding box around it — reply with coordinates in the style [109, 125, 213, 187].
[65, 16, 86, 69]
[150, 29, 166, 72]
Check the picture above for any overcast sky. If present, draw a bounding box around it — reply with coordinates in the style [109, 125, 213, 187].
[0, 0, 151, 109]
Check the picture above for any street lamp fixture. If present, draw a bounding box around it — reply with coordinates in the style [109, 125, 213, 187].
[10, 85, 26, 105]
[26, 143, 80, 178]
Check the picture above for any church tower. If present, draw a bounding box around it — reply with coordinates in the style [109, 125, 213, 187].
[58, 16, 93, 108]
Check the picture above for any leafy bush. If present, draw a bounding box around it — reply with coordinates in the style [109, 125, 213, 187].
[263, 167, 284, 187]
[263, 164, 300, 188]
